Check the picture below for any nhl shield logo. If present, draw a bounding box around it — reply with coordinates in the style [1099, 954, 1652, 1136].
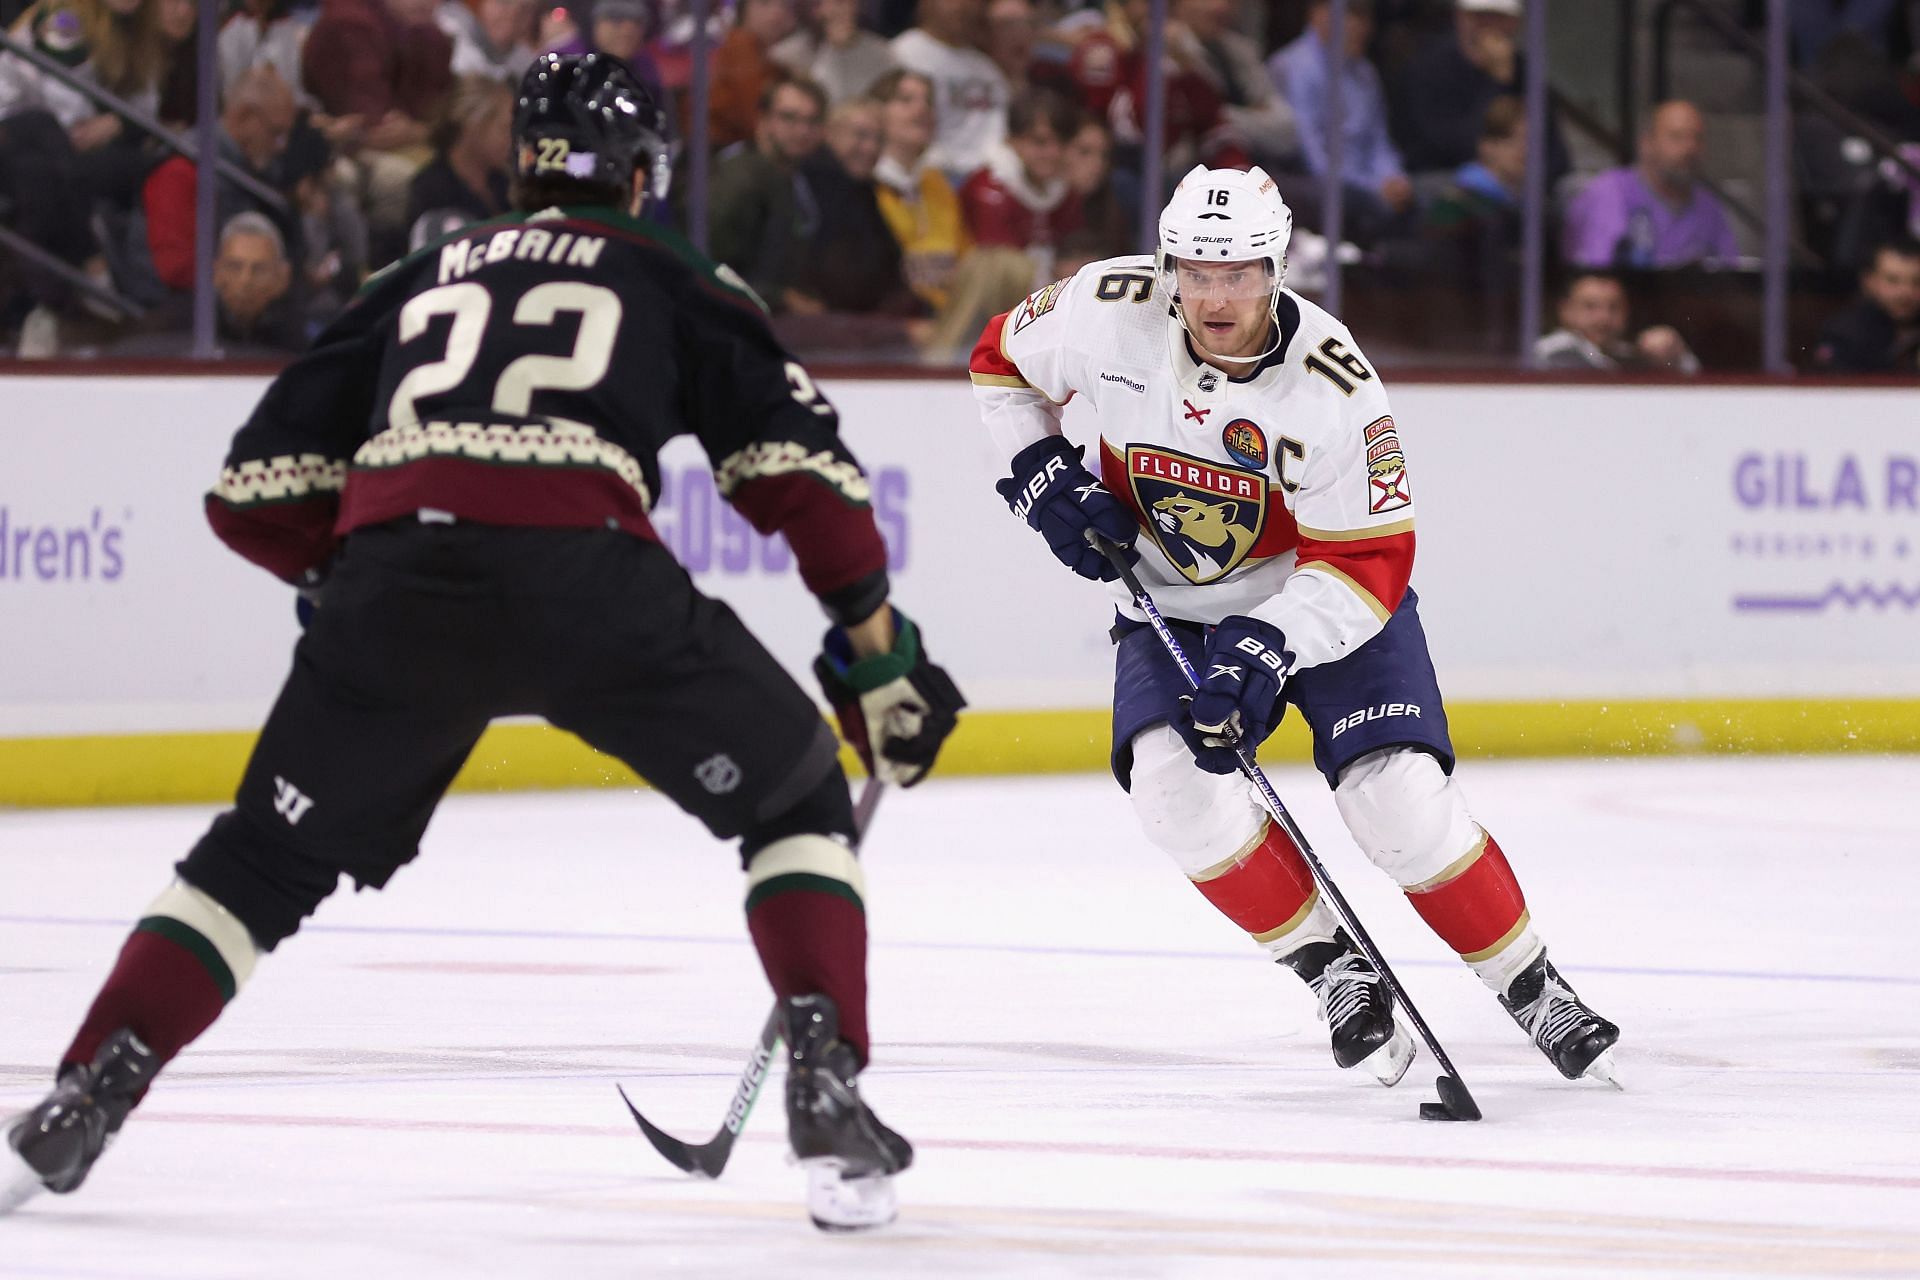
[694, 753, 742, 795]
[1127, 445, 1268, 584]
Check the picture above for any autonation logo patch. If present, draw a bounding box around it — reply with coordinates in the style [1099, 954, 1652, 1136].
[0, 506, 127, 583]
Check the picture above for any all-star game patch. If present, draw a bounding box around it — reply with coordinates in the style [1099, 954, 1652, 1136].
[1362, 415, 1411, 513]
[1127, 444, 1268, 584]
[1221, 418, 1268, 470]
[1011, 277, 1070, 333]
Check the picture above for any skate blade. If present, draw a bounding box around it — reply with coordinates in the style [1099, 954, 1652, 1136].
[1582, 1048, 1624, 1091]
[804, 1159, 898, 1232]
[0, 1129, 46, 1217]
[1362, 1025, 1415, 1088]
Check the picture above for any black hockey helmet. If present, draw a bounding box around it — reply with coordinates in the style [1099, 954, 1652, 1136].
[512, 53, 672, 204]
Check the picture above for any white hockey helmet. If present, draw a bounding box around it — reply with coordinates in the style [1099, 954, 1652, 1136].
[1156, 165, 1293, 361]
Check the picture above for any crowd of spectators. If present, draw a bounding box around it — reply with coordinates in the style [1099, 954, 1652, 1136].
[1, 0, 1917, 369]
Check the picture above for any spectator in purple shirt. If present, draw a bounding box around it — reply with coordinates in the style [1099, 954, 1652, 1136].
[1563, 99, 1739, 270]
[1267, 0, 1412, 247]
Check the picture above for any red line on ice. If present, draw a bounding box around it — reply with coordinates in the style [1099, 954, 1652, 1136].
[138, 1111, 1920, 1190]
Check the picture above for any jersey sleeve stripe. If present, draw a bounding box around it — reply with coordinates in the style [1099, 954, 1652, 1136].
[968, 311, 1030, 385]
[969, 372, 1031, 388]
[1296, 524, 1414, 615]
[1293, 559, 1392, 623]
[1295, 517, 1415, 542]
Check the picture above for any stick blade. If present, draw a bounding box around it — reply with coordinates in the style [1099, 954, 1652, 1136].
[616, 1083, 728, 1179]
[1419, 1073, 1482, 1122]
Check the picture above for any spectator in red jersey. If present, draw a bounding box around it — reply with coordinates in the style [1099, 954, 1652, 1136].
[140, 65, 300, 294]
[961, 87, 1083, 285]
[709, 0, 799, 150]
[302, 0, 455, 248]
[1066, 0, 1247, 181]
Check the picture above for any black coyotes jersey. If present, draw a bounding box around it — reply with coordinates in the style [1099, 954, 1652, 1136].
[206, 205, 888, 623]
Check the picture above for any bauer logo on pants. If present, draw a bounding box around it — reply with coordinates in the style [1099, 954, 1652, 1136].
[695, 754, 742, 795]
[1127, 445, 1267, 585]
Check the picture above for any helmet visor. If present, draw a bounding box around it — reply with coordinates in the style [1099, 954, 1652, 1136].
[1169, 257, 1276, 302]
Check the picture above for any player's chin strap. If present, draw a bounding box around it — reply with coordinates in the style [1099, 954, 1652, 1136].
[1159, 249, 1287, 368]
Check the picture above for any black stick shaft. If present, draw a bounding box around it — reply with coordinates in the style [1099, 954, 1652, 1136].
[1088, 532, 1480, 1117]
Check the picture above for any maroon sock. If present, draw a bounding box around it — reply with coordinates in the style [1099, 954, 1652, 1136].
[62, 926, 231, 1080]
[746, 886, 870, 1064]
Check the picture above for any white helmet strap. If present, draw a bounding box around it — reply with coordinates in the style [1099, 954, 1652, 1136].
[1160, 247, 1286, 369]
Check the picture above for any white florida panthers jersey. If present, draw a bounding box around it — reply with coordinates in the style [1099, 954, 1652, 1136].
[969, 254, 1417, 674]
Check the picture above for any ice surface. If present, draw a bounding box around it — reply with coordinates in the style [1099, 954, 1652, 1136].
[3, 757, 1917, 1278]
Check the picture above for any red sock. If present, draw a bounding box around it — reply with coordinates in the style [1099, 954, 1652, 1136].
[1190, 821, 1321, 943]
[62, 926, 230, 1079]
[1404, 832, 1531, 960]
[746, 887, 870, 1064]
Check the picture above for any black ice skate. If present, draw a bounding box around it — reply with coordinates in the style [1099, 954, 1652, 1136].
[781, 994, 912, 1232]
[1, 1029, 156, 1215]
[1278, 930, 1414, 1086]
[1500, 952, 1621, 1086]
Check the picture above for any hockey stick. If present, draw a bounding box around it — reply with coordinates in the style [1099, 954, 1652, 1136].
[617, 777, 887, 1177]
[1087, 531, 1482, 1123]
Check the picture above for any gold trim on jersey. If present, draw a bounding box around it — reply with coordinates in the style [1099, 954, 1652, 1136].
[354, 419, 656, 509]
[1293, 559, 1391, 622]
[1296, 517, 1415, 542]
[210, 453, 347, 507]
[714, 439, 871, 504]
[969, 372, 1031, 388]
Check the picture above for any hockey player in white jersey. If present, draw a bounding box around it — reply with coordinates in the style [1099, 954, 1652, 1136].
[970, 165, 1620, 1086]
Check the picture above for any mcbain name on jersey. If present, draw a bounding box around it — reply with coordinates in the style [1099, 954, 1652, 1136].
[438, 227, 607, 284]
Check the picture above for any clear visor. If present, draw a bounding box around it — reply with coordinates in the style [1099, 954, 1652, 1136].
[1167, 256, 1276, 302]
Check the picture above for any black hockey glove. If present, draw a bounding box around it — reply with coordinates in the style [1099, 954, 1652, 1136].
[994, 436, 1139, 581]
[814, 607, 967, 788]
[1181, 615, 1294, 775]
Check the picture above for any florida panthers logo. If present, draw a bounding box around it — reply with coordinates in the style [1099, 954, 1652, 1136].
[1127, 445, 1268, 584]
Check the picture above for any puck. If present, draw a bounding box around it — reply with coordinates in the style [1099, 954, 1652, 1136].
[1419, 1102, 1461, 1121]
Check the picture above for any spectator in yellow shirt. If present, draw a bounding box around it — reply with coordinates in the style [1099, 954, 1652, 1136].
[869, 67, 1028, 357]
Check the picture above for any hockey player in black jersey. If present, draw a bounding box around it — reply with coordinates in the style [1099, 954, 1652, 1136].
[1, 54, 963, 1232]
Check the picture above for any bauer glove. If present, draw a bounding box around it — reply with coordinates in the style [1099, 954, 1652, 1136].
[814, 607, 966, 787]
[994, 436, 1139, 581]
[1183, 615, 1293, 775]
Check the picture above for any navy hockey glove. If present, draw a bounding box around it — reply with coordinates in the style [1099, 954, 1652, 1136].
[1182, 615, 1294, 775]
[815, 607, 967, 788]
[994, 436, 1138, 581]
